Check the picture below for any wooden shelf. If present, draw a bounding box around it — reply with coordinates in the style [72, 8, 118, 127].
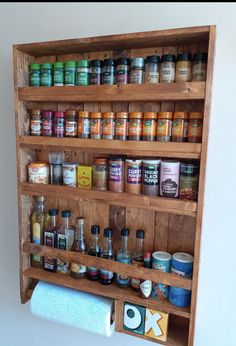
[21, 183, 198, 217]
[20, 136, 201, 159]
[24, 267, 190, 319]
[18, 83, 205, 102]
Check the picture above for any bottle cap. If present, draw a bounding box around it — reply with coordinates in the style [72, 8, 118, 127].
[77, 60, 90, 68]
[62, 210, 71, 218]
[54, 62, 64, 68]
[30, 63, 40, 70]
[177, 53, 192, 61]
[103, 58, 115, 66]
[161, 54, 176, 63]
[193, 52, 208, 63]
[146, 55, 161, 64]
[42, 110, 53, 118]
[35, 195, 45, 202]
[49, 208, 58, 216]
[41, 63, 52, 69]
[104, 227, 113, 238]
[54, 111, 65, 118]
[144, 251, 152, 259]
[136, 229, 145, 239]
[91, 224, 100, 235]
[90, 59, 102, 68]
[65, 61, 76, 68]
[76, 216, 85, 225]
[121, 228, 129, 236]
[116, 58, 130, 65]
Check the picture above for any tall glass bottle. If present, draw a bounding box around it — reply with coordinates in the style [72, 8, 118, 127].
[100, 227, 114, 285]
[87, 225, 100, 281]
[43, 208, 59, 272]
[61, 210, 75, 250]
[116, 228, 131, 288]
[131, 229, 145, 291]
[71, 217, 87, 279]
[31, 195, 48, 268]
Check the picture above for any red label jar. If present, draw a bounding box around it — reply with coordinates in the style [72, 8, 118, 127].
[42, 110, 53, 137]
[53, 111, 65, 138]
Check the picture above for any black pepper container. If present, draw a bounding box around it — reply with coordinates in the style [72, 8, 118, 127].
[130, 58, 145, 84]
[115, 58, 129, 85]
[90, 59, 102, 85]
[102, 58, 115, 85]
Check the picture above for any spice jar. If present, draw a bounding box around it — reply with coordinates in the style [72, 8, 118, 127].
[130, 58, 145, 84]
[142, 112, 157, 141]
[53, 62, 64, 86]
[40, 63, 52, 86]
[125, 159, 142, 194]
[30, 63, 40, 87]
[90, 112, 102, 139]
[128, 112, 143, 141]
[78, 111, 90, 139]
[42, 110, 53, 137]
[157, 112, 173, 142]
[102, 59, 115, 85]
[160, 161, 180, 198]
[53, 111, 65, 138]
[115, 112, 129, 140]
[65, 109, 77, 137]
[102, 112, 115, 140]
[160, 54, 176, 83]
[179, 162, 200, 201]
[90, 60, 102, 85]
[76, 60, 90, 86]
[142, 159, 161, 196]
[30, 109, 42, 136]
[62, 163, 78, 187]
[188, 112, 203, 143]
[65, 61, 76, 86]
[144, 55, 160, 84]
[175, 53, 192, 82]
[93, 158, 108, 191]
[191, 52, 208, 82]
[109, 157, 125, 193]
[28, 162, 49, 184]
[115, 58, 129, 85]
[172, 112, 189, 142]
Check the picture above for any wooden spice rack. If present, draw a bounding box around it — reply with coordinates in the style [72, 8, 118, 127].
[14, 25, 215, 346]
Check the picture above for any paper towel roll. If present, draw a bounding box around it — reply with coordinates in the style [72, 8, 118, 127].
[30, 281, 115, 337]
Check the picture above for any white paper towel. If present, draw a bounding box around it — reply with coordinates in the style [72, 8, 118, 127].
[30, 281, 115, 337]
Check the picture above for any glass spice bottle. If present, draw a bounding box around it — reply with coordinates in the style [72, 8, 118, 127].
[100, 227, 114, 285]
[42, 110, 54, 137]
[144, 55, 160, 84]
[172, 112, 189, 142]
[30, 109, 42, 136]
[90, 59, 102, 85]
[128, 112, 143, 141]
[116, 228, 131, 288]
[115, 58, 129, 85]
[43, 208, 59, 272]
[108, 156, 125, 193]
[130, 58, 145, 84]
[30, 63, 41, 87]
[139, 251, 152, 299]
[142, 112, 157, 141]
[40, 63, 53, 86]
[76, 60, 90, 86]
[175, 53, 192, 82]
[157, 112, 173, 142]
[160, 54, 176, 83]
[53, 62, 64, 86]
[78, 111, 90, 139]
[192, 52, 208, 82]
[102, 59, 115, 85]
[102, 112, 115, 140]
[65, 61, 76, 86]
[93, 158, 108, 191]
[70, 217, 87, 279]
[115, 112, 129, 140]
[65, 109, 77, 137]
[188, 112, 203, 143]
[90, 112, 102, 139]
[131, 229, 145, 291]
[87, 225, 101, 281]
[53, 111, 65, 138]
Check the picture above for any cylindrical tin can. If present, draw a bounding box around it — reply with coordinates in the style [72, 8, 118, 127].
[62, 163, 78, 187]
[160, 161, 180, 198]
[169, 252, 194, 308]
[28, 162, 49, 184]
[125, 159, 142, 194]
[152, 251, 171, 300]
[142, 159, 161, 196]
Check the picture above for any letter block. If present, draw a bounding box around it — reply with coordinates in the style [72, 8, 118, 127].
[144, 308, 169, 342]
[123, 302, 146, 335]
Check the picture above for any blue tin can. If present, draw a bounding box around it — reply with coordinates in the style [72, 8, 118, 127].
[169, 252, 194, 308]
[152, 251, 171, 300]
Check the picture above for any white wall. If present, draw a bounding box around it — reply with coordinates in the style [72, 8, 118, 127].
[0, 3, 235, 346]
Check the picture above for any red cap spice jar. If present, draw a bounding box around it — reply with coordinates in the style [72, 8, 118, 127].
[142, 112, 157, 141]
[115, 112, 129, 140]
[53, 111, 65, 138]
[78, 111, 90, 139]
[65, 109, 77, 138]
[128, 112, 143, 141]
[90, 112, 102, 139]
[157, 112, 173, 142]
[102, 112, 115, 140]
[172, 112, 189, 142]
[108, 157, 125, 193]
[125, 159, 142, 194]
[30, 109, 42, 136]
[42, 110, 53, 137]
[188, 112, 203, 143]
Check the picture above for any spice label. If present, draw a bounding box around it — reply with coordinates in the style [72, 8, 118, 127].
[176, 65, 191, 82]
[188, 123, 203, 138]
[31, 120, 41, 134]
[77, 70, 89, 86]
[129, 122, 142, 136]
[109, 163, 122, 182]
[66, 121, 77, 135]
[62, 165, 77, 186]
[102, 119, 115, 136]
[43, 120, 53, 136]
[87, 266, 99, 277]
[143, 165, 159, 186]
[115, 120, 127, 136]
[172, 120, 185, 138]
[65, 69, 75, 85]
[127, 165, 142, 185]
[140, 280, 152, 298]
[103, 71, 115, 85]
[41, 72, 52, 86]
[90, 67, 101, 85]
[157, 119, 172, 137]
[100, 269, 113, 280]
[143, 120, 157, 136]
[161, 178, 178, 198]
[30, 71, 40, 86]
[90, 119, 101, 135]
[160, 62, 175, 82]
[78, 118, 90, 135]
[43, 231, 56, 271]
[57, 234, 69, 273]
[192, 63, 207, 81]
[145, 72, 159, 84]
[71, 263, 87, 274]
[130, 70, 143, 84]
[116, 67, 129, 84]
[179, 175, 198, 201]
[53, 69, 64, 86]
[77, 166, 92, 189]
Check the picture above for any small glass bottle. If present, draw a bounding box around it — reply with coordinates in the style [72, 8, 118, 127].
[157, 112, 173, 142]
[116, 228, 131, 288]
[160, 54, 176, 83]
[172, 112, 189, 142]
[128, 112, 143, 140]
[131, 230, 145, 291]
[87, 225, 101, 281]
[65, 61, 76, 86]
[65, 109, 77, 137]
[100, 227, 114, 285]
[70, 217, 87, 279]
[30, 109, 42, 136]
[145, 55, 160, 84]
[175, 53, 192, 82]
[40, 63, 53, 86]
[30, 63, 40, 86]
[57, 211, 71, 274]
[115, 58, 129, 85]
[43, 208, 59, 272]
[130, 58, 145, 84]
[48, 151, 64, 185]
[78, 111, 90, 139]
[102, 112, 115, 140]
[42, 110, 53, 137]
[90, 59, 102, 85]
[115, 112, 129, 140]
[142, 112, 157, 141]
[102, 59, 115, 85]
[139, 251, 152, 299]
[53, 111, 65, 138]
[53, 62, 64, 86]
[188, 112, 203, 143]
[192, 52, 208, 82]
[76, 60, 90, 86]
[90, 112, 102, 139]
[61, 210, 75, 250]
[93, 158, 108, 191]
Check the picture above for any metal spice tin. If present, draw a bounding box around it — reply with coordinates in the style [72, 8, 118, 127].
[160, 161, 180, 198]
[28, 162, 49, 184]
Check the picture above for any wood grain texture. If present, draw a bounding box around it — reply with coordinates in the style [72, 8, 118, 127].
[114, 300, 124, 332]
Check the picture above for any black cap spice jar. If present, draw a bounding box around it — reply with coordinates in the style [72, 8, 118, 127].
[160, 54, 176, 83]
[175, 53, 192, 82]
[130, 58, 145, 84]
[191, 52, 208, 81]
[144, 55, 161, 83]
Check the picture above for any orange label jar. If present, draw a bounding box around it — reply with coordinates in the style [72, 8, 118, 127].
[78, 111, 90, 139]
[172, 112, 189, 142]
[102, 112, 115, 140]
[90, 112, 102, 139]
[65, 109, 77, 137]
[188, 112, 203, 143]
[115, 112, 129, 140]
[142, 112, 157, 141]
[157, 112, 173, 142]
[125, 159, 142, 194]
[128, 112, 143, 141]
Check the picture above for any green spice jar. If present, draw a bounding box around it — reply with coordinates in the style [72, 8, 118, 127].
[53, 62, 64, 86]
[65, 61, 76, 86]
[40, 63, 53, 86]
[30, 64, 40, 86]
[76, 60, 90, 86]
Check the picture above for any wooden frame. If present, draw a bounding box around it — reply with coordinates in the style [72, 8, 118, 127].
[13, 25, 216, 346]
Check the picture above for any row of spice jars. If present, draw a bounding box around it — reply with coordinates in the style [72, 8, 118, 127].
[29, 52, 207, 87]
[30, 109, 203, 143]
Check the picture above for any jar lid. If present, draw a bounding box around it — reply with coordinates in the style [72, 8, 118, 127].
[65, 109, 77, 116]
[54, 62, 64, 68]
[180, 162, 200, 172]
[91, 224, 100, 235]
[35, 195, 45, 202]
[41, 63, 52, 69]
[109, 156, 125, 161]
[103, 112, 115, 119]
[136, 229, 145, 239]
[31, 109, 41, 116]
[130, 57, 145, 68]
[49, 208, 58, 216]
[30, 63, 40, 70]
[29, 161, 48, 167]
[63, 162, 78, 167]
[161, 54, 176, 63]
[152, 251, 171, 261]
[90, 59, 102, 67]
[61, 210, 71, 218]
[42, 110, 53, 117]
[143, 159, 161, 165]
[78, 111, 90, 118]
[77, 60, 90, 68]
[104, 227, 113, 238]
[65, 60, 76, 68]
[91, 112, 102, 119]
[121, 228, 129, 236]
[193, 52, 208, 63]
[54, 111, 65, 118]
[116, 58, 130, 65]
[144, 112, 158, 120]
[129, 112, 143, 119]
[76, 216, 85, 225]
[172, 252, 193, 264]
[126, 159, 142, 164]
[116, 112, 129, 119]
[103, 58, 115, 66]
[146, 55, 161, 63]
[94, 158, 108, 165]
[144, 251, 152, 259]
[158, 112, 173, 119]
[174, 112, 189, 119]
[177, 53, 192, 61]
[189, 112, 203, 119]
